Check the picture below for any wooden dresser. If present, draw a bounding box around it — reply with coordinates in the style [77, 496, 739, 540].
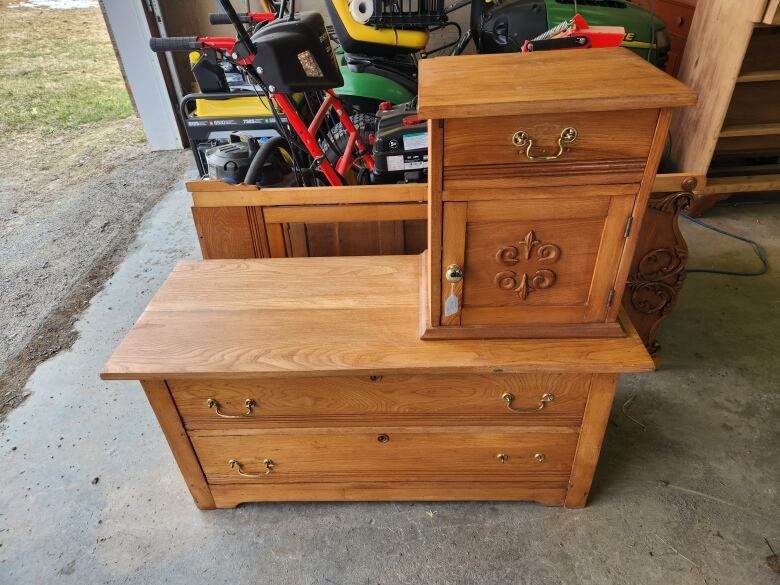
[417, 49, 696, 340]
[102, 255, 654, 509]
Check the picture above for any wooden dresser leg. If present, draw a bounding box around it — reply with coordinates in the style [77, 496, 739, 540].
[140, 380, 216, 510]
[565, 374, 619, 508]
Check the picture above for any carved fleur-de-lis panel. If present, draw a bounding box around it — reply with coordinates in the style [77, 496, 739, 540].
[494, 230, 561, 300]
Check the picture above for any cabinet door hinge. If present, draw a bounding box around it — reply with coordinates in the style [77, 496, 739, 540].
[438, 119, 444, 129]
[623, 216, 634, 238]
[607, 288, 616, 307]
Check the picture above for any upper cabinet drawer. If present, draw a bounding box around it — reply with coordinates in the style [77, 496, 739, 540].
[442, 109, 659, 186]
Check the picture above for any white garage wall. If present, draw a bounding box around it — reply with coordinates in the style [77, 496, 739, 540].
[101, 0, 182, 150]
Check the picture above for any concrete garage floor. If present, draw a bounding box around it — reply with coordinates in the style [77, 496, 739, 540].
[0, 179, 778, 584]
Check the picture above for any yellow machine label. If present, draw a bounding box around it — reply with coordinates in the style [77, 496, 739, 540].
[193, 96, 274, 118]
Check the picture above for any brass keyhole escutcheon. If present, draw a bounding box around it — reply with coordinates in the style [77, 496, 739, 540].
[534, 453, 546, 463]
[377, 434, 390, 443]
[496, 453, 508, 463]
[445, 264, 463, 282]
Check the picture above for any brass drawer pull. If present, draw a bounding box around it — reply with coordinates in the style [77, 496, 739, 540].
[512, 127, 577, 161]
[229, 458, 274, 477]
[497, 453, 545, 463]
[501, 392, 554, 413]
[206, 398, 256, 418]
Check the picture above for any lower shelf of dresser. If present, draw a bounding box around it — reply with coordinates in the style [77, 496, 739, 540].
[209, 481, 568, 508]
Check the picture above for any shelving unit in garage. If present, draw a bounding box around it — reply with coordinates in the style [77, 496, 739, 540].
[668, 0, 780, 215]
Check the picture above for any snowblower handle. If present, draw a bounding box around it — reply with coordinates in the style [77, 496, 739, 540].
[209, 12, 275, 25]
[214, 0, 257, 63]
[209, 12, 250, 24]
[149, 36, 203, 52]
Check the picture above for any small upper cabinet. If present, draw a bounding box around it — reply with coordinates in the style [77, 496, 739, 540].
[419, 49, 696, 340]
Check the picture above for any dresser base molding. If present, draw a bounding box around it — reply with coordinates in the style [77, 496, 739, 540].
[210, 483, 569, 509]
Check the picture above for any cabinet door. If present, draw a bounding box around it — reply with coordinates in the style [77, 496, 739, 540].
[440, 191, 635, 327]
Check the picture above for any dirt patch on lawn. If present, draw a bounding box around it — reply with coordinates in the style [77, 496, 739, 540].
[0, 134, 191, 422]
[0, 2, 193, 421]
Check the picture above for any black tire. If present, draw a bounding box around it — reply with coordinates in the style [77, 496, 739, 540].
[320, 113, 376, 169]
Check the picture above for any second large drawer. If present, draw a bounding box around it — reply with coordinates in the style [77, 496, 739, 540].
[190, 426, 579, 485]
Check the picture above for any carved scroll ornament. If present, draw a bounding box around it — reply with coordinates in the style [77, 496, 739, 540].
[494, 230, 561, 300]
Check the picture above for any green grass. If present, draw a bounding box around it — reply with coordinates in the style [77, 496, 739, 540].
[0, 2, 134, 135]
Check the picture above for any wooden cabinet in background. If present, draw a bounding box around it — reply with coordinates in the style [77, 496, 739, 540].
[629, 0, 697, 77]
[190, 182, 427, 259]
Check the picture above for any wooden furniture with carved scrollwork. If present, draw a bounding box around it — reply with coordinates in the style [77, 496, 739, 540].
[417, 49, 696, 339]
[187, 171, 702, 357]
[622, 174, 698, 357]
[101, 255, 655, 509]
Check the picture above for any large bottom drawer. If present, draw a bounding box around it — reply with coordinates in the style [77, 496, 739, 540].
[190, 427, 578, 485]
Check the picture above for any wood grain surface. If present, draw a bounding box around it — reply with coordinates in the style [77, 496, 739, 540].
[442, 110, 658, 169]
[140, 380, 215, 509]
[188, 182, 427, 207]
[169, 373, 591, 429]
[418, 49, 696, 120]
[101, 256, 655, 380]
[189, 426, 578, 484]
[209, 482, 568, 507]
[669, 0, 766, 173]
[565, 373, 619, 508]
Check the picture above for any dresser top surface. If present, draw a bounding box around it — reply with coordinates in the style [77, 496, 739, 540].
[101, 255, 654, 380]
[418, 48, 697, 120]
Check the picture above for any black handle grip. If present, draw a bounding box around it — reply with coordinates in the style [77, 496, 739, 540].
[149, 36, 202, 52]
[209, 12, 250, 25]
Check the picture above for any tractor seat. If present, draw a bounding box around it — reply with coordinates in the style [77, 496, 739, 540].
[326, 0, 429, 56]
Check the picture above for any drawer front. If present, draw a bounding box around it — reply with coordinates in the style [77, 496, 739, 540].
[439, 191, 635, 327]
[190, 427, 578, 484]
[168, 374, 591, 428]
[442, 109, 658, 185]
